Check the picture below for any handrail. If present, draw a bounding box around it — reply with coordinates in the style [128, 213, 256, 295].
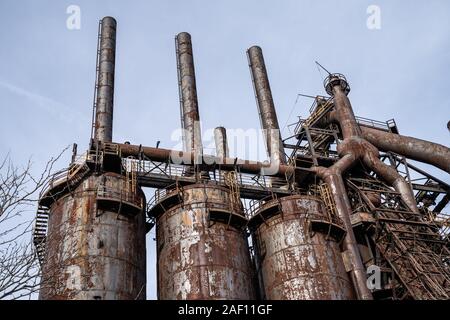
[123, 157, 289, 199]
[355, 116, 390, 131]
[97, 185, 142, 208]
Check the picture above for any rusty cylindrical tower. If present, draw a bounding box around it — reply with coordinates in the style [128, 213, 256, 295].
[39, 173, 146, 300]
[150, 184, 255, 300]
[248, 195, 355, 300]
[37, 17, 147, 300]
[149, 35, 256, 298]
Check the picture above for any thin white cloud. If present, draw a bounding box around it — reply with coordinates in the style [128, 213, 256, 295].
[0, 79, 87, 124]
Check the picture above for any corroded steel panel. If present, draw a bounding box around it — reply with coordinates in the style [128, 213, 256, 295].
[39, 172, 146, 300]
[252, 195, 355, 300]
[157, 184, 255, 300]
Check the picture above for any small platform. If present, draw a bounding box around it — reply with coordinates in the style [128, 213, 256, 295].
[207, 207, 248, 229]
[96, 195, 142, 217]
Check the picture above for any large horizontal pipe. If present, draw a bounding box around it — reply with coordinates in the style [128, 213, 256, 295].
[247, 46, 286, 164]
[94, 16, 117, 142]
[361, 127, 450, 174]
[117, 143, 296, 177]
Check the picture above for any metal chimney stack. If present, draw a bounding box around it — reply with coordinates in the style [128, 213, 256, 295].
[94, 16, 117, 142]
[247, 46, 286, 165]
[175, 32, 203, 160]
[214, 126, 229, 160]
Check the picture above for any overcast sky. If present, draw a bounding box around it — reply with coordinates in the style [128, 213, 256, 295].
[0, 0, 449, 299]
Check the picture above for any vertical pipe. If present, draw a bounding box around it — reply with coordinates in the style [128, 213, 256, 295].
[94, 17, 116, 142]
[247, 46, 286, 165]
[175, 32, 203, 160]
[329, 78, 361, 139]
[312, 154, 373, 300]
[323, 173, 373, 300]
[214, 126, 229, 160]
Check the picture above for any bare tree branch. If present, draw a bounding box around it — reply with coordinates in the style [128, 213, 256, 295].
[0, 147, 69, 300]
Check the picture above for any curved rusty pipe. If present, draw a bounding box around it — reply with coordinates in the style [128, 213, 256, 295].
[312, 155, 372, 300]
[311, 74, 424, 299]
[361, 127, 450, 174]
[310, 79, 374, 299]
[362, 151, 419, 213]
[323, 107, 450, 174]
[320, 88, 419, 212]
[313, 146, 373, 299]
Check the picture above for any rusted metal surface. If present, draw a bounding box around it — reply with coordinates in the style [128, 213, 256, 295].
[361, 126, 450, 174]
[214, 127, 229, 159]
[35, 19, 450, 301]
[94, 17, 116, 142]
[326, 76, 360, 138]
[247, 46, 286, 165]
[39, 172, 146, 300]
[318, 171, 372, 300]
[250, 195, 355, 300]
[156, 184, 255, 300]
[176, 32, 203, 158]
[309, 73, 435, 299]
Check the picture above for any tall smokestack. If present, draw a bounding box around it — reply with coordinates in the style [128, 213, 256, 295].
[175, 32, 203, 160]
[247, 46, 286, 165]
[214, 126, 229, 160]
[94, 16, 117, 142]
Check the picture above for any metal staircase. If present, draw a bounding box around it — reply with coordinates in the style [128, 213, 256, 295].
[301, 98, 334, 128]
[33, 162, 91, 266]
[33, 205, 49, 266]
[375, 208, 450, 299]
[349, 178, 450, 299]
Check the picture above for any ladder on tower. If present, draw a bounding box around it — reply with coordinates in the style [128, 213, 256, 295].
[90, 19, 103, 141]
[224, 171, 242, 212]
[126, 157, 138, 195]
[33, 205, 50, 266]
[318, 183, 338, 220]
[175, 35, 185, 150]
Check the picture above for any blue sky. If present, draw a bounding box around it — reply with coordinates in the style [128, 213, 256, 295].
[0, 0, 449, 299]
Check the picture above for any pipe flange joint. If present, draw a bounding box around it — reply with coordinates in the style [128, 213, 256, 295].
[324, 73, 350, 96]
